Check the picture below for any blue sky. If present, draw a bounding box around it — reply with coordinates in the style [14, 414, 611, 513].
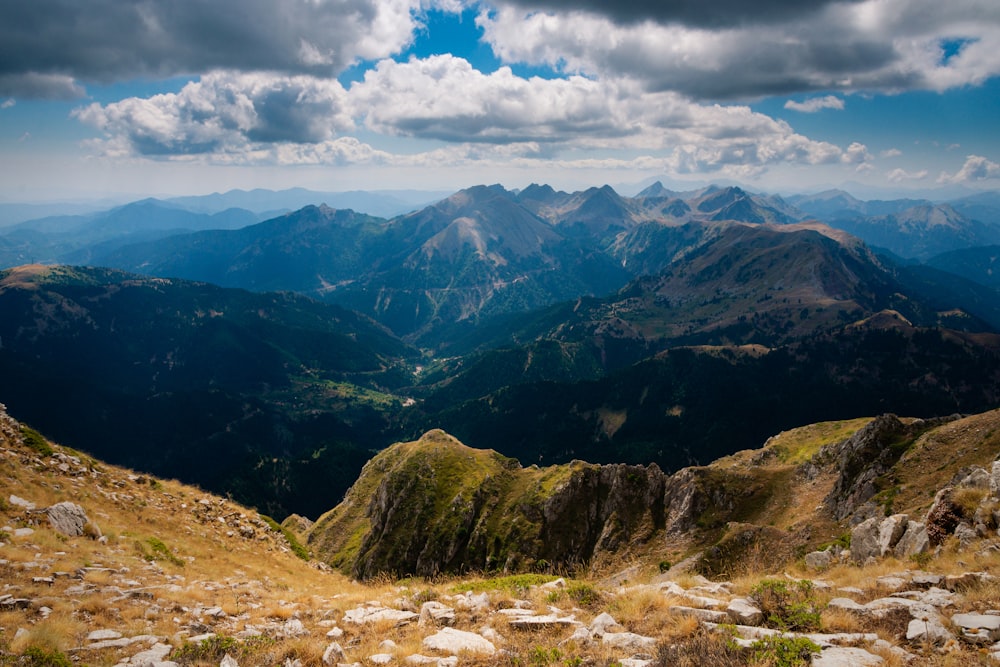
[1, 0, 998, 201]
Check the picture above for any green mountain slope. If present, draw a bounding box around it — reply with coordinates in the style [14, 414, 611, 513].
[0, 264, 418, 518]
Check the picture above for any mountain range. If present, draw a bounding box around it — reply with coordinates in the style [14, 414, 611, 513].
[3, 182, 1000, 519]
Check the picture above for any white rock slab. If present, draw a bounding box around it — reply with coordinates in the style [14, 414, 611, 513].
[812, 646, 883, 666]
[422, 628, 496, 656]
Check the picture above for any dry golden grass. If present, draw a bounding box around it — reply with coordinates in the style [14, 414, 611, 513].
[4, 406, 1000, 667]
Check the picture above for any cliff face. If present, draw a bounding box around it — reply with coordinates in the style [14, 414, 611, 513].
[308, 410, 1000, 580]
[306, 430, 680, 578]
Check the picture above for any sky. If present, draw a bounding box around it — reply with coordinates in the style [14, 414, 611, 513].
[1, 0, 999, 202]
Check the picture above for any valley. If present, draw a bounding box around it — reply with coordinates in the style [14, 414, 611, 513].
[3, 183, 1000, 521]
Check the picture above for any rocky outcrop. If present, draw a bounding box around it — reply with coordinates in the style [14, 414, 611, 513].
[850, 514, 929, 564]
[308, 430, 674, 578]
[43, 501, 91, 537]
[822, 415, 933, 520]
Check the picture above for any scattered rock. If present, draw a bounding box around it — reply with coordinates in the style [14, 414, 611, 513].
[422, 627, 496, 656]
[804, 549, 833, 571]
[812, 646, 884, 666]
[44, 501, 89, 537]
[8, 494, 35, 510]
[726, 598, 763, 626]
[952, 613, 1000, 643]
[343, 605, 419, 626]
[418, 601, 456, 627]
[601, 632, 657, 653]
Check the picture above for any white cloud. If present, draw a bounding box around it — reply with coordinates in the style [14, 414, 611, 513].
[937, 154, 1000, 183]
[887, 167, 928, 182]
[880, 148, 902, 158]
[74, 71, 353, 157]
[73, 56, 868, 185]
[784, 95, 844, 113]
[0, 98, 13, 109]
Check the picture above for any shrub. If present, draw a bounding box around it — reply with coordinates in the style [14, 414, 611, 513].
[135, 537, 185, 567]
[20, 425, 53, 457]
[18, 646, 73, 667]
[259, 514, 310, 561]
[566, 582, 603, 609]
[658, 560, 672, 573]
[749, 635, 819, 667]
[748, 579, 821, 632]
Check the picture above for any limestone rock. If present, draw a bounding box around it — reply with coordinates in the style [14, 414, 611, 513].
[812, 646, 883, 666]
[727, 597, 763, 625]
[804, 550, 833, 571]
[418, 601, 455, 627]
[906, 614, 953, 644]
[8, 495, 34, 510]
[322, 642, 346, 665]
[589, 612, 623, 636]
[877, 514, 910, 556]
[851, 516, 882, 564]
[343, 605, 418, 626]
[893, 522, 929, 559]
[601, 632, 657, 652]
[220, 655, 239, 667]
[44, 501, 89, 537]
[952, 613, 1000, 643]
[990, 460, 1000, 497]
[422, 627, 496, 656]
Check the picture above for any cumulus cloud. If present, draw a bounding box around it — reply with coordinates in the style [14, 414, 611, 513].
[784, 95, 844, 113]
[478, 0, 1000, 100]
[881, 148, 903, 158]
[0, 0, 426, 98]
[76, 55, 865, 179]
[938, 155, 1000, 184]
[74, 71, 353, 157]
[1, 98, 14, 109]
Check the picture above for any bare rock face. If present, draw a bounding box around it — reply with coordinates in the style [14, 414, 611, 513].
[537, 463, 667, 563]
[44, 501, 89, 537]
[851, 514, 928, 564]
[823, 415, 910, 521]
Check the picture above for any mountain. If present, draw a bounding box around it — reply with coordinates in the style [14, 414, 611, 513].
[97, 204, 390, 292]
[787, 189, 930, 220]
[447, 220, 982, 364]
[308, 408, 1000, 582]
[100, 185, 632, 345]
[404, 322, 1000, 474]
[164, 186, 448, 218]
[943, 190, 1000, 226]
[819, 203, 1000, 259]
[0, 264, 418, 518]
[0, 199, 261, 268]
[926, 245, 1000, 289]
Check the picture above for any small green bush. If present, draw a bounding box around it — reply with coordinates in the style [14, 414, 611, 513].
[20, 425, 53, 457]
[259, 514, 310, 561]
[528, 646, 562, 666]
[566, 582, 603, 608]
[18, 646, 73, 667]
[749, 635, 820, 667]
[748, 579, 821, 632]
[136, 537, 185, 567]
[658, 560, 671, 573]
